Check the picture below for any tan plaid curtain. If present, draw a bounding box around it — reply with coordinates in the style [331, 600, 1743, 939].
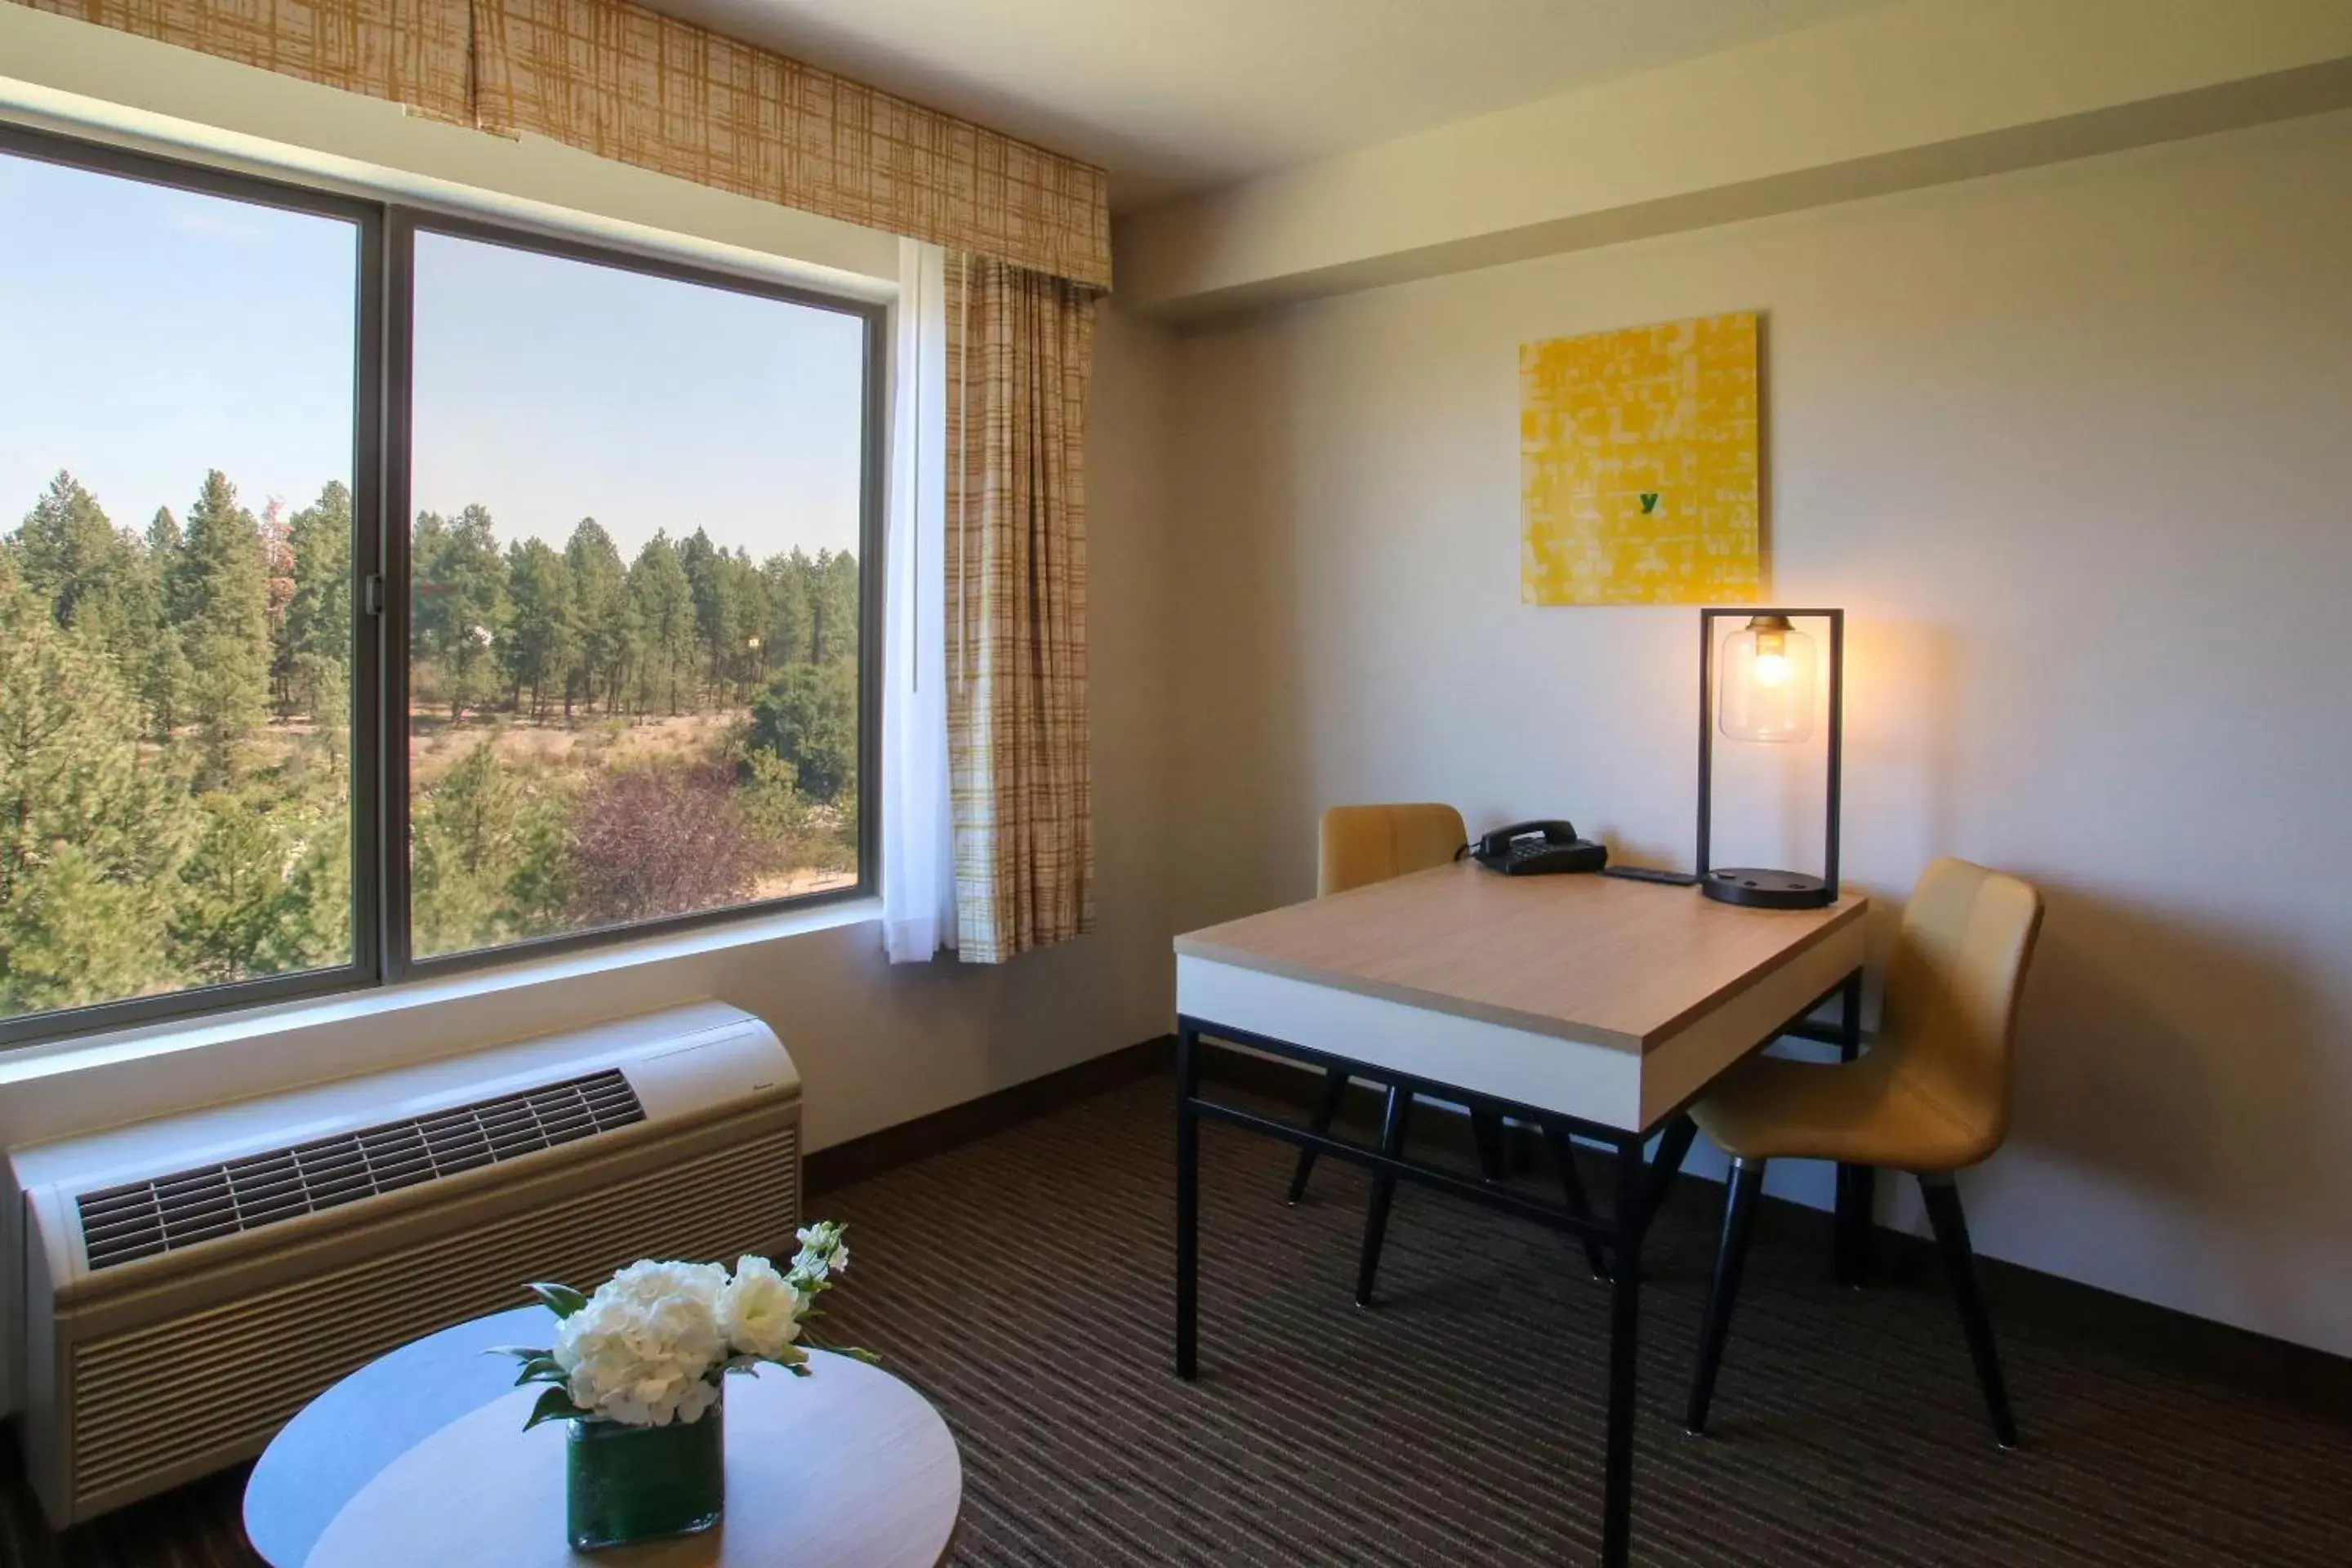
[9, 0, 1111, 287]
[946, 253, 1098, 964]
[12, 0, 474, 124]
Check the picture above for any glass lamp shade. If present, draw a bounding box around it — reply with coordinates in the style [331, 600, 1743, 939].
[1717, 616, 1816, 743]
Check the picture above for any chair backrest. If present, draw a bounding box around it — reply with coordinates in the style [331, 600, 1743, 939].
[1317, 804, 1468, 897]
[1878, 856, 2046, 1163]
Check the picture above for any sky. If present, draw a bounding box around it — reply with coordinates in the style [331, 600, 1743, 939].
[0, 148, 867, 564]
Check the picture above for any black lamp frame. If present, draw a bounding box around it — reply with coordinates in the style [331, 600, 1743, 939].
[1695, 606, 1844, 909]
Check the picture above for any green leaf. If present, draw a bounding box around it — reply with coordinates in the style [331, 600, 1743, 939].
[797, 1330, 878, 1365]
[526, 1281, 589, 1319]
[522, 1385, 589, 1432]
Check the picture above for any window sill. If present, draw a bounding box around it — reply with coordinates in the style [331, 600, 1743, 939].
[0, 896, 883, 1091]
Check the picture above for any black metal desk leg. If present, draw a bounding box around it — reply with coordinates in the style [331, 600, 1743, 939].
[1353, 1086, 1416, 1307]
[1832, 970, 1873, 1286]
[1176, 1025, 1200, 1381]
[1600, 1134, 1646, 1568]
[1539, 1117, 1610, 1281]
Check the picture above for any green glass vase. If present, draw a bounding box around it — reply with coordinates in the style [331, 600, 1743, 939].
[565, 1388, 726, 1552]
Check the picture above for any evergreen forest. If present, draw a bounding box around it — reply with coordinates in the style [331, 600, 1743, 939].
[0, 468, 859, 1022]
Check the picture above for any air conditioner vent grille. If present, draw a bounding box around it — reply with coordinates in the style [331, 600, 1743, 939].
[75, 1070, 646, 1271]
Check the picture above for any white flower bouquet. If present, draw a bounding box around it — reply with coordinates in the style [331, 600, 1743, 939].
[499, 1221, 874, 1432]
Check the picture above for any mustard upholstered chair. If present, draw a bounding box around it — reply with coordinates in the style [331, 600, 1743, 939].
[1287, 804, 1470, 1211]
[1679, 856, 2045, 1447]
[1289, 804, 1608, 1300]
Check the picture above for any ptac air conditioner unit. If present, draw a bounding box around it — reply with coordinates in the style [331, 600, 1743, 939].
[12, 1000, 801, 1526]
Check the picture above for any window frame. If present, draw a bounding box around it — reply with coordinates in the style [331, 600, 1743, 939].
[0, 123, 888, 1046]
[0, 123, 386, 1050]
[384, 208, 888, 984]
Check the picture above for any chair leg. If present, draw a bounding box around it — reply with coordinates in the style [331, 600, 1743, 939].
[1353, 1085, 1415, 1307]
[1918, 1172, 2019, 1450]
[1470, 1107, 1508, 1182]
[1539, 1118, 1610, 1281]
[1686, 1156, 1766, 1435]
[1286, 1068, 1351, 1205]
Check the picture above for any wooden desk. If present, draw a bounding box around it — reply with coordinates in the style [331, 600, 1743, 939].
[1172, 862, 1869, 1568]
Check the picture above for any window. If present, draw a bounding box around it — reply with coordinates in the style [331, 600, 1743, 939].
[399, 220, 875, 964]
[0, 128, 880, 1045]
[0, 135, 376, 1035]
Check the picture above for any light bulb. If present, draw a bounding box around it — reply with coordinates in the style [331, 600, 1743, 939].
[1718, 616, 1815, 742]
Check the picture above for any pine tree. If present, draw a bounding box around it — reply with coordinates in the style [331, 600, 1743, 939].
[140, 506, 191, 742]
[505, 537, 579, 722]
[628, 532, 696, 715]
[748, 661, 858, 804]
[762, 549, 813, 671]
[11, 472, 150, 683]
[712, 549, 768, 703]
[261, 496, 296, 713]
[410, 737, 523, 956]
[283, 481, 354, 744]
[413, 503, 509, 722]
[679, 527, 723, 703]
[147, 505, 187, 620]
[177, 471, 272, 779]
[141, 627, 194, 745]
[814, 548, 859, 664]
[565, 519, 636, 717]
[274, 796, 352, 971]
[0, 554, 194, 1013]
[172, 793, 300, 984]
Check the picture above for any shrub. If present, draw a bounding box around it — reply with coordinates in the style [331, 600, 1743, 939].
[746, 663, 855, 804]
[568, 761, 757, 928]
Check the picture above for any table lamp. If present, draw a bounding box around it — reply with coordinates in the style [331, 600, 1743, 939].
[1696, 608, 1844, 908]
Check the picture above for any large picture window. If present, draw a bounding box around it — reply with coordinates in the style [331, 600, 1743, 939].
[399, 221, 874, 965]
[0, 128, 880, 1045]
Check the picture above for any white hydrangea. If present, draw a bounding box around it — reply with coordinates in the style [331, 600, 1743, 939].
[528, 1236, 863, 1430]
[716, 1254, 805, 1361]
[606, 1258, 728, 1311]
[553, 1261, 728, 1427]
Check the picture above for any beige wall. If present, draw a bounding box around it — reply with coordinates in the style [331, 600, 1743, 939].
[1168, 109, 2352, 1356]
[1117, 0, 2352, 314]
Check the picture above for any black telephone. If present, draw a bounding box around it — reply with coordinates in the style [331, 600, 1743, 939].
[1471, 820, 1608, 876]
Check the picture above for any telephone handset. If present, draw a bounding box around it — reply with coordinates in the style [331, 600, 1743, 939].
[1470, 819, 1607, 876]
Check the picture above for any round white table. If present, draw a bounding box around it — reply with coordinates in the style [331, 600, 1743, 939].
[245, 1307, 960, 1566]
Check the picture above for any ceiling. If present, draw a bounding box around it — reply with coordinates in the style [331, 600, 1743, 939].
[643, 0, 1900, 211]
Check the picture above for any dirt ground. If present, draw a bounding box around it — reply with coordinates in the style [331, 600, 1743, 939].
[403, 708, 744, 787]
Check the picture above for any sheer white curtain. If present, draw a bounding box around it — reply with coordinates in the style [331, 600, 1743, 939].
[881, 238, 953, 961]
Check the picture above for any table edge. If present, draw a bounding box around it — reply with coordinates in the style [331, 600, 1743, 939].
[1174, 892, 1871, 1054]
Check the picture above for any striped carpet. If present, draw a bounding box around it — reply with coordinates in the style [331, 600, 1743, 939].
[10, 1071, 2352, 1566]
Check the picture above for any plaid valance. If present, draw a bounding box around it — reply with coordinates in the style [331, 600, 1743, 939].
[11, 0, 1113, 288]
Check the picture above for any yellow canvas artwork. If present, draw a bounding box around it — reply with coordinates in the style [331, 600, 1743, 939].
[1520, 311, 1762, 605]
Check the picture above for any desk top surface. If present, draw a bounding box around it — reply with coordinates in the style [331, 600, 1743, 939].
[1174, 862, 1868, 1053]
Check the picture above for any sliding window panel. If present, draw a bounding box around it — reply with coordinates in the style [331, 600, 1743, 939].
[0, 129, 380, 1047]
[397, 218, 880, 969]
